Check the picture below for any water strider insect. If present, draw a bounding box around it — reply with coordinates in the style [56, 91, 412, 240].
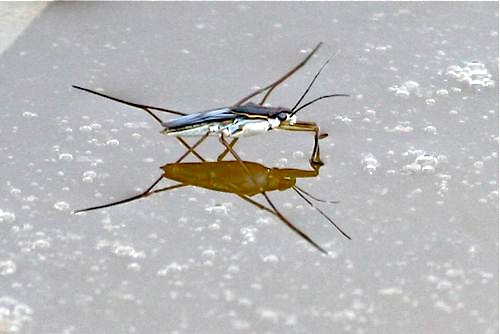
[72, 42, 349, 165]
[74, 157, 351, 254]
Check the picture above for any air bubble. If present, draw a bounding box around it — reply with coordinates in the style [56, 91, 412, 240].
[82, 170, 97, 183]
[425, 98, 436, 106]
[0, 297, 33, 332]
[473, 161, 484, 169]
[22, 111, 39, 119]
[361, 154, 379, 175]
[54, 201, 70, 211]
[0, 260, 16, 276]
[58, 153, 73, 161]
[79, 125, 92, 132]
[106, 139, 120, 146]
[402, 153, 439, 175]
[0, 209, 16, 223]
[292, 151, 305, 159]
[423, 126, 437, 135]
[446, 61, 495, 90]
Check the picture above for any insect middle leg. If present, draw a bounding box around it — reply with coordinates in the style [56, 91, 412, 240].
[278, 121, 326, 166]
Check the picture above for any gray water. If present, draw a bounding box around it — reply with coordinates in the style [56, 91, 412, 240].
[0, 3, 498, 334]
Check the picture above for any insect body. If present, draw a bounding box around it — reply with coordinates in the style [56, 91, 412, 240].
[73, 42, 348, 165]
[75, 159, 351, 254]
[160, 104, 294, 138]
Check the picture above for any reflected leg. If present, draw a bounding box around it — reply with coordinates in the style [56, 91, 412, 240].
[277, 121, 325, 166]
[217, 138, 239, 161]
[74, 176, 186, 213]
[175, 133, 209, 163]
[237, 194, 328, 254]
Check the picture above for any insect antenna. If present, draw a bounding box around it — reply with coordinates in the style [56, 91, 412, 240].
[292, 186, 351, 240]
[294, 185, 340, 204]
[291, 55, 333, 113]
[72, 85, 187, 125]
[290, 93, 349, 117]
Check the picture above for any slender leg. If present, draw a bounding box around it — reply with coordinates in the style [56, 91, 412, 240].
[220, 134, 327, 254]
[175, 133, 209, 163]
[73, 175, 164, 213]
[217, 138, 239, 161]
[73, 179, 187, 213]
[234, 43, 322, 106]
[277, 121, 324, 166]
[72, 86, 187, 125]
[237, 194, 327, 254]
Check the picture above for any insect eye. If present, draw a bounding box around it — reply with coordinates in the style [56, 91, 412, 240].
[277, 112, 288, 121]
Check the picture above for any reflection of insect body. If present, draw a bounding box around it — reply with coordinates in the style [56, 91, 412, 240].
[75, 160, 351, 254]
[73, 42, 348, 165]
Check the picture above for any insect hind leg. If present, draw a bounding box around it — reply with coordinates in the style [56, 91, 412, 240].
[233, 42, 323, 106]
[72, 85, 187, 125]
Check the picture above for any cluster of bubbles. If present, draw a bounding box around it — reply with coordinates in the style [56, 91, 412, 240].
[388, 80, 421, 98]
[402, 152, 441, 175]
[361, 154, 380, 175]
[446, 61, 495, 90]
[0, 297, 33, 333]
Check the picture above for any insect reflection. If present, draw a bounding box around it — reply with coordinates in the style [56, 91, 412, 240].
[74, 159, 350, 254]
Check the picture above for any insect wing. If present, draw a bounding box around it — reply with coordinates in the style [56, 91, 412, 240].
[162, 107, 237, 130]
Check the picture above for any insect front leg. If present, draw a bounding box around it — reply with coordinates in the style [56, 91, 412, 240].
[277, 121, 325, 166]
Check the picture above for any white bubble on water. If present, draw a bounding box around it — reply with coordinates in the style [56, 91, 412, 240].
[22, 111, 38, 119]
[423, 125, 438, 135]
[79, 125, 92, 132]
[106, 139, 120, 146]
[446, 61, 495, 90]
[58, 153, 73, 161]
[0, 260, 17, 276]
[157, 262, 187, 276]
[292, 151, 305, 159]
[0, 209, 16, 223]
[0, 297, 33, 333]
[82, 170, 97, 183]
[361, 153, 379, 175]
[53, 201, 70, 211]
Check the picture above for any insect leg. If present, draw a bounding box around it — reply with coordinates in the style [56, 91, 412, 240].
[175, 133, 209, 163]
[233, 42, 323, 106]
[217, 138, 239, 161]
[220, 134, 327, 254]
[237, 194, 327, 254]
[277, 121, 324, 166]
[72, 86, 187, 125]
[73, 176, 185, 213]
